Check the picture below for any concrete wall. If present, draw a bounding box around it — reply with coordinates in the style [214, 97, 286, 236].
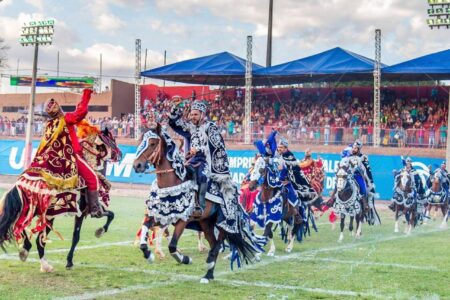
[110, 79, 135, 118]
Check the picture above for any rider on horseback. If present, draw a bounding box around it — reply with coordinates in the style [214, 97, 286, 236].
[169, 96, 230, 218]
[328, 142, 372, 212]
[42, 89, 103, 218]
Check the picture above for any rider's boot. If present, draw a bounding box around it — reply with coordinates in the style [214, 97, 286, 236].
[87, 190, 103, 218]
[192, 182, 207, 218]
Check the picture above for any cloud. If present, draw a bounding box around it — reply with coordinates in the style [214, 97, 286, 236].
[172, 49, 198, 62]
[150, 20, 186, 35]
[24, 0, 44, 11]
[92, 12, 126, 32]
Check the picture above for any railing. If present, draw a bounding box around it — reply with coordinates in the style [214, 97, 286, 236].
[1, 121, 446, 149]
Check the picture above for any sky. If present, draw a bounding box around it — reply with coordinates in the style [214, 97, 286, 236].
[0, 0, 449, 93]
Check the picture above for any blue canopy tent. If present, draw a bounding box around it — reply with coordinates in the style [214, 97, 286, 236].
[141, 51, 264, 86]
[254, 47, 386, 85]
[383, 49, 450, 81]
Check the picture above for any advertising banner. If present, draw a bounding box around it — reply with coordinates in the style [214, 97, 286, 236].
[0, 140, 442, 200]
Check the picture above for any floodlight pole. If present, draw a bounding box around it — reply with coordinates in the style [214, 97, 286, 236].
[373, 29, 381, 147]
[134, 39, 142, 140]
[21, 20, 55, 170]
[427, 1, 450, 165]
[23, 39, 39, 169]
[244, 36, 253, 144]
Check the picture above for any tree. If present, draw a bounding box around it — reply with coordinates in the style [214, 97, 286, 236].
[0, 37, 9, 69]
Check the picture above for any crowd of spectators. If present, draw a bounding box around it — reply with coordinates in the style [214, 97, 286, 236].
[1, 87, 448, 149]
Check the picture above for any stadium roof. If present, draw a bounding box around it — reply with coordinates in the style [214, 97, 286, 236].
[383, 48, 450, 81]
[141, 51, 264, 86]
[253, 47, 386, 85]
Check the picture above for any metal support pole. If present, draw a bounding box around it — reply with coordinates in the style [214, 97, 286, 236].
[244, 36, 253, 144]
[99, 53, 102, 93]
[134, 39, 142, 140]
[266, 0, 273, 67]
[23, 41, 39, 169]
[446, 88, 450, 167]
[373, 29, 381, 147]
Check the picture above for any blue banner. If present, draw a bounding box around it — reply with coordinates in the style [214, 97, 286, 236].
[0, 139, 443, 200]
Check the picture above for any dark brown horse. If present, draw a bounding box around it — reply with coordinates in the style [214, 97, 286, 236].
[132, 124, 262, 283]
[424, 168, 449, 229]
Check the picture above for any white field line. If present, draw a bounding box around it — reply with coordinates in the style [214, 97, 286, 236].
[218, 226, 449, 275]
[1, 227, 447, 300]
[29, 241, 134, 254]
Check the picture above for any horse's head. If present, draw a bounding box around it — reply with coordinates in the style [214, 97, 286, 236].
[397, 169, 412, 192]
[247, 156, 266, 191]
[336, 166, 349, 192]
[133, 123, 164, 173]
[98, 127, 122, 163]
[431, 169, 443, 192]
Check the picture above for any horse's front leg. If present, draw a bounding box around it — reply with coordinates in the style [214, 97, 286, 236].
[338, 215, 345, 243]
[264, 223, 275, 256]
[355, 214, 363, 239]
[349, 216, 355, 237]
[169, 220, 191, 264]
[37, 219, 54, 273]
[440, 203, 448, 229]
[95, 210, 115, 238]
[66, 216, 84, 270]
[394, 206, 400, 233]
[139, 217, 155, 263]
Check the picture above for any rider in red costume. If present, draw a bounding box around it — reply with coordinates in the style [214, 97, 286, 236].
[44, 89, 102, 217]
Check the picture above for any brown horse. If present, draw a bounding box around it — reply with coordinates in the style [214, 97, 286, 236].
[424, 168, 449, 229]
[132, 124, 262, 283]
[392, 170, 417, 235]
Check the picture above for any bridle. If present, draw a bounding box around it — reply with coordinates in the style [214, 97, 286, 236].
[140, 134, 175, 175]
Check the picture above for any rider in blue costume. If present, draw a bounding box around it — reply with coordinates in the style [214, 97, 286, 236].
[348, 140, 373, 212]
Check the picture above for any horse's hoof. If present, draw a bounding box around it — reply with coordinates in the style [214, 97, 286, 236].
[155, 249, 166, 260]
[267, 251, 275, 257]
[147, 252, 155, 264]
[66, 262, 74, 270]
[40, 263, 54, 273]
[255, 253, 261, 262]
[198, 245, 207, 253]
[285, 246, 293, 253]
[200, 278, 210, 284]
[19, 249, 29, 262]
[337, 238, 343, 243]
[394, 229, 399, 233]
[95, 227, 105, 238]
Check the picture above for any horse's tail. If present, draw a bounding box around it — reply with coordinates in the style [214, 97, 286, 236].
[224, 205, 267, 267]
[218, 180, 266, 268]
[0, 186, 23, 247]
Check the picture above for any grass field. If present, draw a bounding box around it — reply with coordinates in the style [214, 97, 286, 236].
[0, 188, 449, 300]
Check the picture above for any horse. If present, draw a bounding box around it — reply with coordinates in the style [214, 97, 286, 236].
[424, 168, 449, 229]
[391, 169, 417, 235]
[247, 156, 316, 255]
[0, 127, 121, 272]
[331, 163, 364, 243]
[132, 124, 263, 283]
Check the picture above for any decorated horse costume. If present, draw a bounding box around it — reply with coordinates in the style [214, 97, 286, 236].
[424, 167, 449, 228]
[331, 162, 365, 242]
[133, 124, 264, 283]
[392, 169, 419, 235]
